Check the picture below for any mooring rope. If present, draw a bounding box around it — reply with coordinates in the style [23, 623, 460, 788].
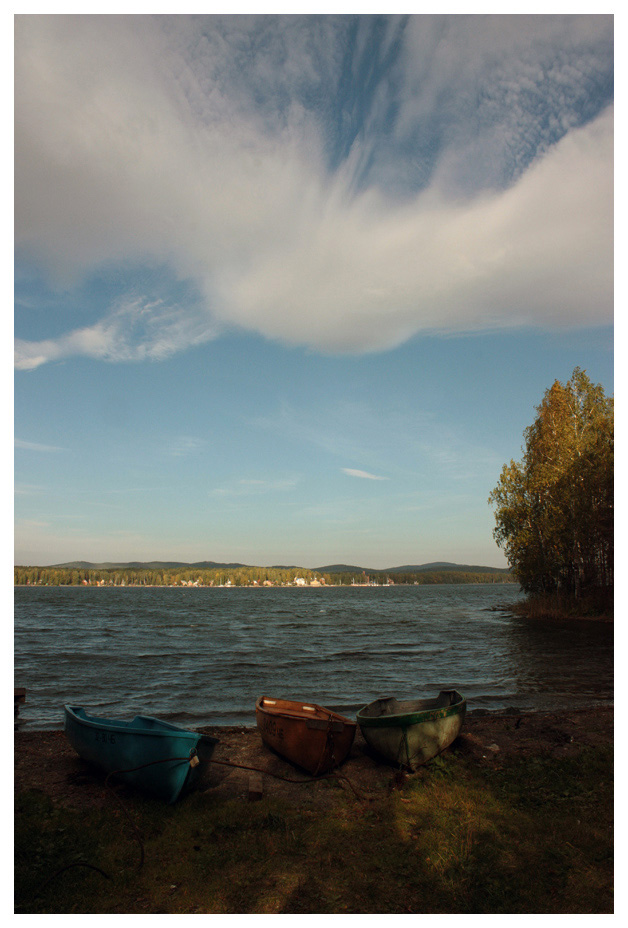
[103, 751, 377, 872]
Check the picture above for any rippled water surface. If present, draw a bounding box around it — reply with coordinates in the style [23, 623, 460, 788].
[14, 584, 613, 730]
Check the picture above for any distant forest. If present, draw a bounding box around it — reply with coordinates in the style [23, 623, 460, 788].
[14, 564, 514, 587]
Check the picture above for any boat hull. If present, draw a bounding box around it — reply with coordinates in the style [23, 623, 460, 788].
[357, 690, 466, 770]
[64, 706, 218, 803]
[256, 697, 357, 775]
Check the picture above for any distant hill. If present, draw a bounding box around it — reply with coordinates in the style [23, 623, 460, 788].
[390, 561, 459, 571]
[389, 563, 510, 575]
[314, 564, 371, 574]
[46, 559, 509, 574]
[50, 560, 248, 570]
[315, 562, 510, 575]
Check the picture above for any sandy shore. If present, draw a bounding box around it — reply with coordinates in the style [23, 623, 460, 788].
[14, 705, 613, 809]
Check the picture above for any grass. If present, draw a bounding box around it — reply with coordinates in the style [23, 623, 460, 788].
[15, 745, 613, 914]
[511, 592, 613, 622]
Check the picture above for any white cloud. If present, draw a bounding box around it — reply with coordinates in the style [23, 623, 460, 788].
[342, 468, 389, 481]
[227, 107, 612, 352]
[14, 15, 613, 368]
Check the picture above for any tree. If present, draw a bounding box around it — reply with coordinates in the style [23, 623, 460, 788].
[489, 368, 613, 609]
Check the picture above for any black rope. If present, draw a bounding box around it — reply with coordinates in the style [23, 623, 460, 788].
[102, 750, 373, 804]
[104, 754, 200, 870]
[204, 756, 367, 799]
[34, 862, 111, 899]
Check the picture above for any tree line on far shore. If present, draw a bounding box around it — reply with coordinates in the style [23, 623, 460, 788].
[14, 565, 514, 588]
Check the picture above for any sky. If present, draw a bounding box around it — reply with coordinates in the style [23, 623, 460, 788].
[13, 12, 614, 570]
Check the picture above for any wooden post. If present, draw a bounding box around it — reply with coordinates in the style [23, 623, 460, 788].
[248, 773, 263, 801]
[14, 688, 26, 722]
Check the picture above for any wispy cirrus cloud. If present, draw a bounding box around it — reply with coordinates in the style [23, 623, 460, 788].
[14, 484, 44, 496]
[255, 398, 501, 484]
[16, 519, 51, 530]
[342, 468, 389, 481]
[168, 436, 206, 457]
[14, 295, 220, 371]
[15, 15, 613, 368]
[211, 477, 299, 497]
[15, 438, 64, 453]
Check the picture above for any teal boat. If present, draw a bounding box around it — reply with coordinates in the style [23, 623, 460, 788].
[64, 706, 218, 803]
[357, 690, 466, 770]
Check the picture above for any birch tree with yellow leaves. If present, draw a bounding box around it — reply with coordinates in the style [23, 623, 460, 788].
[489, 369, 613, 612]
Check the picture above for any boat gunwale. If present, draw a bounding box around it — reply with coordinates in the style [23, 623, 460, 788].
[64, 706, 203, 743]
[255, 696, 356, 729]
[357, 695, 466, 729]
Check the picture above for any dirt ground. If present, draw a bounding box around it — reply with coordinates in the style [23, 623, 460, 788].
[14, 706, 613, 810]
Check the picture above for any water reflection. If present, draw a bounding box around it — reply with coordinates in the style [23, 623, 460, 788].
[503, 612, 613, 710]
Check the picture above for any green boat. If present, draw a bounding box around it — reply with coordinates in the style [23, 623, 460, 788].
[357, 690, 466, 770]
[64, 706, 218, 803]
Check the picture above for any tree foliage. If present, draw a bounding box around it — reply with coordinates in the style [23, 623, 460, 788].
[489, 368, 613, 609]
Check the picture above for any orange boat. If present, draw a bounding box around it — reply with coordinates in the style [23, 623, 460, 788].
[255, 696, 357, 775]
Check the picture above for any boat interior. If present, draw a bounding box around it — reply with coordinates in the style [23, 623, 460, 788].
[360, 691, 460, 718]
[257, 697, 346, 722]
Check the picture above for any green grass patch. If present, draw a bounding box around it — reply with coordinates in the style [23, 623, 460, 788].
[15, 747, 613, 914]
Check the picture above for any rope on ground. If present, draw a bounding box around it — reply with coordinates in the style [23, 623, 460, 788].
[34, 862, 111, 898]
[204, 756, 381, 802]
[104, 754, 204, 870]
[101, 752, 372, 873]
[29, 756, 186, 897]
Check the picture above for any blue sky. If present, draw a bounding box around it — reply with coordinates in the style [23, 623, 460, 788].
[13, 13, 614, 569]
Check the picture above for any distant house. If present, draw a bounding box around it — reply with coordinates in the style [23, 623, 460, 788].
[294, 577, 306, 586]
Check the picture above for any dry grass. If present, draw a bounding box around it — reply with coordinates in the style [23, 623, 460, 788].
[510, 593, 613, 622]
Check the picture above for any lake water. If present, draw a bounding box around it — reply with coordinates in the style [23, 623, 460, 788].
[14, 584, 613, 731]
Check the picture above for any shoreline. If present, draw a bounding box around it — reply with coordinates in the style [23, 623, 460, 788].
[15, 703, 614, 731]
[15, 704, 613, 810]
[15, 581, 518, 588]
[14, 701, 615, 736]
